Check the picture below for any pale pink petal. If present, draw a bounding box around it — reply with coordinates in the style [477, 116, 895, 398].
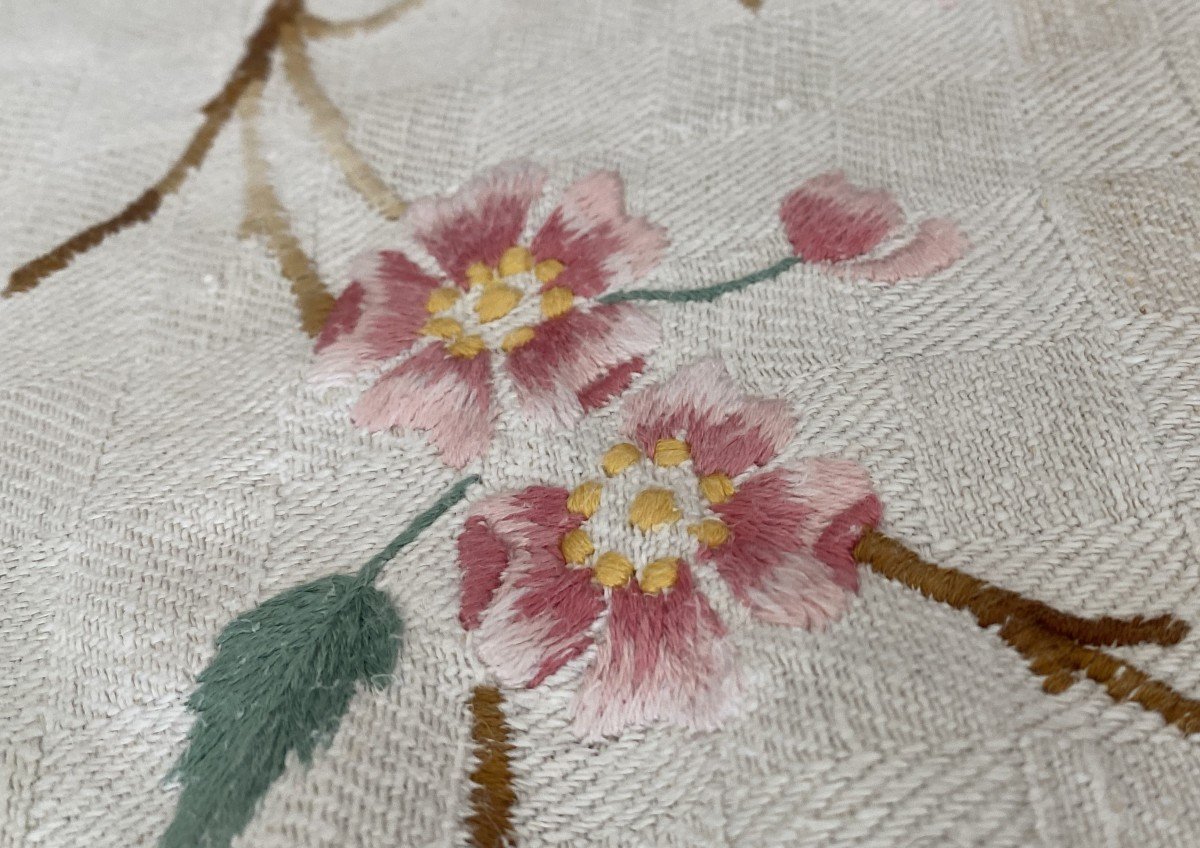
[351, 344, 493, 468]
[505, 303, 659, 426]
[407, 161, 546, 284]
[835, 218, 968, 283]
[570, 561, 740, 739]
[704, 461, 881, 629]
[620, 359, 794, 477]
[312, 250, 443, 380]
[780, 171, 904, 263]
[458, 486, 584, 629]
[469, 487, 606, 688]
[530, 171, 667, 298]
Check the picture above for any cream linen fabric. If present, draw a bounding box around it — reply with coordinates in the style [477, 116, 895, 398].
[2, 0, 1199, 846]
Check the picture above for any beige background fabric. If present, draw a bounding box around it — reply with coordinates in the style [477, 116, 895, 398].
[2, 0, 1199, 845]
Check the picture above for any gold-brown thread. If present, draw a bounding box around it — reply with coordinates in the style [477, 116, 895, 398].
[467, 685, 516, 848]
[854, 528, 1200, 735]
[739, 0, 763, 11]
[279, 24, 407, 220]
[4, 0, 303, 298]
[238, 81, 335, 337]
[299, 0, 424, 39]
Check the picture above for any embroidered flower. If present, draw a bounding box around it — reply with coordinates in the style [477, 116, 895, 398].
[313, 162, 666, 467]
[457, 360, 881, 738]
[780, 171, 966, 282]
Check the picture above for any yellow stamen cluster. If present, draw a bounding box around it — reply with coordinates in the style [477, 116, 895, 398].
[559, 435, 736, 595]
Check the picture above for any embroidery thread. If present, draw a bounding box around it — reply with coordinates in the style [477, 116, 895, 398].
[313, 161, 667, 467]
[458, 360, 880, 738]
[603, 171, 966, 304]
[467, 686, 516, 848]
[854, 529, 1200, 734]
[160, 475, 478, 848]
[3, 0, 418, 336]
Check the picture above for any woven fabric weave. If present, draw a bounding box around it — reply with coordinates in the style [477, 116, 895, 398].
[2, 1, 1199, 846]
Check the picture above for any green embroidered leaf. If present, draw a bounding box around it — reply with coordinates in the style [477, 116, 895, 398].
[161, 574, 401, 848]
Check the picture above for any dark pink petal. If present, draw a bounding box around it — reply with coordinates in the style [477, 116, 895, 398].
[351, 343, 493, 468]
[311, 251, 443, 379]
[835, 218, 968, 283]
[407, 161, 546, 284]
[469, 487, 605, 688]
[315, 281, 365, 353]
[505, 303, 658, 426]
[704, 460, 881, 629]
[780, 172, 904, 262]
[531, 171, 667, 298]
[620, 359, 794, 477]
[570, 561, 739, 739]
[458, 486, 585, 630]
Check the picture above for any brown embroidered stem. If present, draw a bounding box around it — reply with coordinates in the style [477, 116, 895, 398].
[854, 529, 1188, 647]
[467, 685, 516, 848]
[4, 0, 303, 298]
[299, 0, 424, 39]
[279, 24, 407, 220]
[238, 81, 335, 337]
[854, 528, 1200, 735]
[739, 0, 763, 10]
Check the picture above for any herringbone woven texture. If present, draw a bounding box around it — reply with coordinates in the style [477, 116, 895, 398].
[2, 1, 1198, 846]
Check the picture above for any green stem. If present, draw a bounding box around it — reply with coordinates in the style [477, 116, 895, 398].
[598, 256, 801, 304]
[356, 474, 480, 586]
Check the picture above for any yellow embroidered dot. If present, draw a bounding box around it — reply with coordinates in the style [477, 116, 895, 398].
[540, 286, 574, 319]
[566, 481, 603, 518]
[629, 488, 682, 532]
[560, 529, 595, 565]
[639, 557, 680, 594]
[500, 326, 536, 352]
[689, 518, 730, 548]
[593, 551, 635, 588]
[601, 443, 641, 476]
[497, 246, 534, 277]
[466, 261, 495, 287]
[653, 437, 690, 467]
[447, 334, 486, 359]
[476, 284, 522, 323]
[426, 286, 460, 313]
[698, 472, 735, 504]
[422, 316, 463, 339]
[534, 258, 564, 284]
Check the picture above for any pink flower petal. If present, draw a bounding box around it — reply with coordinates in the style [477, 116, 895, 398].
[351, 343, 493, 468]
[505, 303, 659, 426]
[531, 171, 667, 298]
[458, 486, 585, 629]
[780, 171, 904, 263]
[407, 161, 546, 284]
[704, 461, 881, 629]
[469, 488, 606, 688]
[835, 218, 968, 283]
[570, 561, 740, 739]
[312, 251, 444, 380]
[620, 359, 794, 477]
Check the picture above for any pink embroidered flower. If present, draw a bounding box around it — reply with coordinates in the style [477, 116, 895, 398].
[458, 360, 882, 738]
[780, 171, 967, 282]
[313, 162, 666, 467]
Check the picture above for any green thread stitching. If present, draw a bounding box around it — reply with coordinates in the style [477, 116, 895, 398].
[357, 474, 481, 585]
[598, 256, 800, 304]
